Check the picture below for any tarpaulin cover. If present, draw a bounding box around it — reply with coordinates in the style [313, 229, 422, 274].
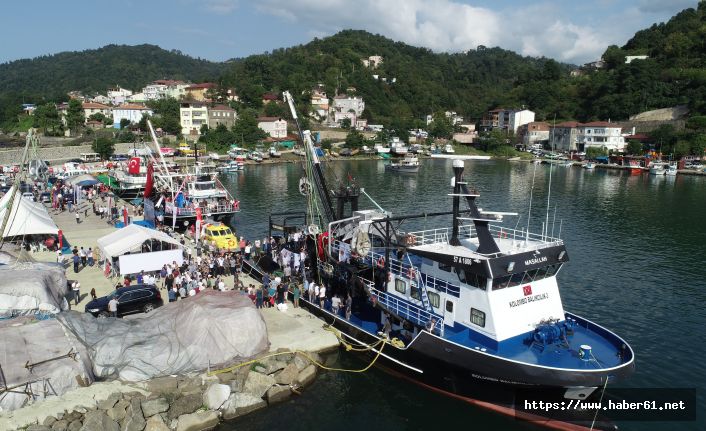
[0, 263, 68, 318]
[0, 316, 94, 412]
[58, 291, 269, 381]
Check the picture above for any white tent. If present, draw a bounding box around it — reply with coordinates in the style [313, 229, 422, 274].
[96, 223, 182, 262]
[64, 173, 99, 186]
[0, 187, 59, 239]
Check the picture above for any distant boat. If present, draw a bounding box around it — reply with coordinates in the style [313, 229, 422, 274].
[648, 162, 666, 175]
[562, 160, 574, 167]
[390, 138, 409, 156]
[665, 164, 678, 176]
[385, 154, 420, 173]
[217, 161, 243, 173]
[375, 144, 391, 154]
[443, 144, 455, 154]
[583, 162, 595, 170]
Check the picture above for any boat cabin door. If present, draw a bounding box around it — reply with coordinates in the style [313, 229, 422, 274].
[444, 299, 455, 327]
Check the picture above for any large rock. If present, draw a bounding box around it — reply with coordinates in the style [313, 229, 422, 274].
[202, 384, 230, 410]
[221, 393, 267, 420]
[242, 371, 275, 398]
[68, 420, 82, 431]
[294, 364, 317, 387]
[292, 352, 314, 371]
[43, 416, 58, 427]
[98, 394, 121, 410]
[144, 415, 170, 431]
[80, 410, 119, 431]
[146, 377, 178, 394]
[120, 397, 146, 431]
[107, 399, 130, 422]
[141, 398, 169, 418]
[52, 420, 69, 431]
[27, 426, 51, 431]
[275, 363, 299, 385]
[167, 393, 203, 420]
[228, 366, 249, 393]
[175, 411, 219, 431]
[265, 385, 291, 404]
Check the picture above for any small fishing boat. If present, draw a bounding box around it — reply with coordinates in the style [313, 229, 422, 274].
[217, 161, 243, 173]
[583, 162, 595, 169]
[385, 154, 420, 173]
[648, 162, 666, 175]
[443, 144, 455, 154]
[665, 164, 678, 176]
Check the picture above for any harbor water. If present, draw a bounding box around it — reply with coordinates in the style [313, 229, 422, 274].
[219, 158, 706, 431]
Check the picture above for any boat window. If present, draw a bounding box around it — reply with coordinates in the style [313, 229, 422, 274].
[410, 283, 420, 300]
[395, 279, 406, 294]
[545, 264, 561, 277]
[470, 308, 486, 328]
[428, 292, 440, 308]
[210, 230, 220, 236]
[224, 228, 233, 236]
[525, 268, 539, 282]
[492, 276, 511, 290]
[438, 262, 452, 272]
[446, 300, 454, 313]
[506, 272, 525, 287]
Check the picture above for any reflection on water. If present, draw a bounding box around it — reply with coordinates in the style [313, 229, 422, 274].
[219, 159, 706, 431]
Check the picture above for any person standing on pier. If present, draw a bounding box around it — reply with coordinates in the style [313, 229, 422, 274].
[75, 210, 80, 224]
[72, 252, 80, 273]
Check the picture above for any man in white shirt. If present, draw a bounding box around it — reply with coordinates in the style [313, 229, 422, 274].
[318, 284, 326, 309]
[218, 279, 226, 291]
[108, 296, 118, 317]
[311, 282, 319, 303]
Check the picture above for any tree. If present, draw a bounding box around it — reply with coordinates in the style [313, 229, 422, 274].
[263, 102, 285, 118]
[428, 112, 453, 139]
[344, 129, 365, 148]
[147, 98, 181, 135]
[92, 136, 115, 160]
[65, 99, 84, 136]
[119, 118, 130, 129]
[586, 146, 608, 160]
[32, 103, 62, 135]
[626, 140, 643, 155]
[231, 109, 267, 147]
[339, 118, 352, 130]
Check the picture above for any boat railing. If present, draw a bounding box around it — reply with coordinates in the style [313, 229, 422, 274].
[361, 278, 444, 337]
[406, 224, 562, 254]
[330, 239, 462, 298]
[166, 203, 240, 216]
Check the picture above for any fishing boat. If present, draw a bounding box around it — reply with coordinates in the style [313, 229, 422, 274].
[108, 157, 148, 199]
[244, 92, 635, 430]
[626, 158, 642, 174]
[648, 162, 666, 175]
[443, 144, 455, 154]
[583, 162, 595, 170]
[385, 154, 420, 173]
[269, 145, 282, 158]
[217, 160, 243, 173]
[665, 164, 678, 176]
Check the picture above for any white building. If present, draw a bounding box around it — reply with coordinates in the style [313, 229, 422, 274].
[361, 55, 383, 68]
[112, 104, 153, 128]
[180, 102, 209, 136]
[127, 93, 146, 103]
[508, 109, 535, 134]
[332, 95, 364, 126]
[577, 122, 625, 152]
[257, 117, 287, 138]
[90, 95, 111, 105]
[81, 102, 112, 123]
[107, 87, 133, 105]
[625, 55, 649, 64]
[310, 89, 329, 120]
[143, 83, 167, 100]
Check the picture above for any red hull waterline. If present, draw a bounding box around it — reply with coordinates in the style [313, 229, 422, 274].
[378, 363, 605, 431]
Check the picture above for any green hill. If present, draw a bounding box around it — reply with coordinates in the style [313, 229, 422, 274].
[0, 44, 225, 99]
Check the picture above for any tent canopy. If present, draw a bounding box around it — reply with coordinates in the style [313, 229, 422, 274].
[65, 174, 99, 186]
[96, 223, 182, 261]
[0, 187, 59, 238]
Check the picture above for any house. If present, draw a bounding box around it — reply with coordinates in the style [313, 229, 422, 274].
[127, 93, 146, 103]
[82, 102, 112, 123]
[517, 122, 550, 147]
[577, 122, 625, 152]
[142, 82, 168, 100]
[355, 119, 368, 130]
[257, 117, 287, 138]
[208, 105, 237, 129]
[310, 88, 329, 120]
[480, 108, 535, 133]
[262, 93, 279, 104]
[180, 102, 209, 136]
[361, 55, 383, 68]
[21, 104, 36, 115]
[185, 83, 216, 102]
[332, 95, 365, 126]
[549, 121, 625, 152]
[549, 122, 581, 151]
[90, 95, 112, 105]
[226, 88, 239, 102]
[107, 87, 133, 105]
[112, 104, 153, 129]
[154, 80, 190, 100]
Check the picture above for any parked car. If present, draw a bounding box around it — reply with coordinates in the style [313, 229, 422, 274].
[84, 285, 163, 318]
[111, 154, 129, 161]
[21, 192, 35, 201]
[39, 192, 51, 203]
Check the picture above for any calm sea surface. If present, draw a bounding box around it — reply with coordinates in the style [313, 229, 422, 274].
[218, 159, 706, 431]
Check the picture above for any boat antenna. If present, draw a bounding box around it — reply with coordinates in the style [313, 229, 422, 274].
[526, 162, 537, 242]
[550, 203, 557, 239]
[545, 114, 556, 241]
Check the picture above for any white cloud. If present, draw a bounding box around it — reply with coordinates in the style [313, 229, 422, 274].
[203, 0, 238, 14]
[253, 0, 697, 64]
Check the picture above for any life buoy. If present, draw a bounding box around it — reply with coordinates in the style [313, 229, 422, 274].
[377, 257, 385, 268]
[233, 200, 240, 211]
[227, 239, 236, 248]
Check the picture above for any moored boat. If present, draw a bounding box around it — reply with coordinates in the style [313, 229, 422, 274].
[385, 154, 420, 173]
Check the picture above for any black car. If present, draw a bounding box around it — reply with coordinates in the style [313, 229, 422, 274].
[39, 192, 51, 203]
[85, 285, 163, 318]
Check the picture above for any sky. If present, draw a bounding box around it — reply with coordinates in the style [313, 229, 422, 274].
[0, 0, 698, 65]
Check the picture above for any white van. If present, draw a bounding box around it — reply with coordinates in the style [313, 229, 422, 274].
[80, 153, 100, 162]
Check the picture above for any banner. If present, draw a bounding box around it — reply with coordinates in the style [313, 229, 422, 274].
[195, 207, 202, 241]
[123, 207, 129, 226]
[144, 198, 155, 223]
[144, 162, 154, 197]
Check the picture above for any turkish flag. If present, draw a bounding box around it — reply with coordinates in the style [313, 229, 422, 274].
[128, 157, 141, 174]
[523, 285, 533, 296]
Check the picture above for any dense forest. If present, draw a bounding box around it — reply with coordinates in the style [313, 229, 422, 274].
[2, 2, 706, 133]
